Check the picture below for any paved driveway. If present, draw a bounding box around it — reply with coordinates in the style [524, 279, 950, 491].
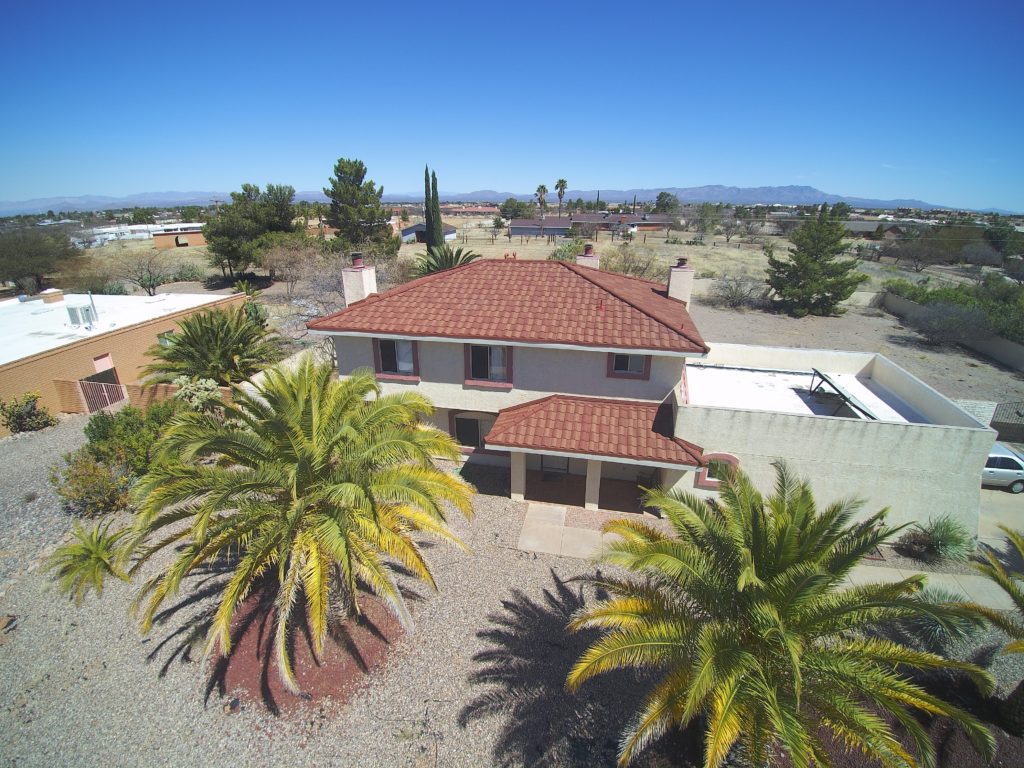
[979, 486, 1023, 545]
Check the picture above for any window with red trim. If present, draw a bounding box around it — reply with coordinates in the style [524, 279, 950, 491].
[607, 353, 651, 380]
[374, 339, 419, 380]
[464, 344, 513, 387]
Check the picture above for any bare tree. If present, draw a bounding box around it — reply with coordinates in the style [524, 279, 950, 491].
[720, 218, 742, 243]
[116, 249, 175, 296]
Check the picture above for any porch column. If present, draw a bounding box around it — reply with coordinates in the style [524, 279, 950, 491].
[585, 459, 602, 510]
[510, 452, 526, 502]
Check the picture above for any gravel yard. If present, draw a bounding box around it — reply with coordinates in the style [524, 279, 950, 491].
[1, 450, 1024, 767]
[0, 463, 676, 768]
[0, 415, 89, 600]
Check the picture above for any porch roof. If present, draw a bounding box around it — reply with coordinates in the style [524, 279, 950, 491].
[485, 395, 703, 467]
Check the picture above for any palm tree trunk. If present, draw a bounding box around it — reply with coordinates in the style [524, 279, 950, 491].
[1002, 678, 1024, 735]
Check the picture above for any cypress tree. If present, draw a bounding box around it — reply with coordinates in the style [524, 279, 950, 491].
[423, 165, 435, 246]
[430, 170, 444, 248]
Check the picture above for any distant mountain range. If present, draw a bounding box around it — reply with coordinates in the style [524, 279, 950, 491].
[0, 185, 1015, 216]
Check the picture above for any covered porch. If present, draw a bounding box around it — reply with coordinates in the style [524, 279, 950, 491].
[484, 394, 703, 514]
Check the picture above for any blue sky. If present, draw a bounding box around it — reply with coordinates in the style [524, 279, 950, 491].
[2, 0, 1022, 210]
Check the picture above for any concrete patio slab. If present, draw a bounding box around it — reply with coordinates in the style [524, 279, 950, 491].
[525, 503, 567, 526]
[953, 573, 1018, 611]
[916, 571, 970, 599]
[517, 520, 563, 556]
[560, 528, 603, 559]
[845, 564, 906, 587]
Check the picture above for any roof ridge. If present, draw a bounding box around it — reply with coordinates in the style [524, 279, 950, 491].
[561, 263, 707, 351]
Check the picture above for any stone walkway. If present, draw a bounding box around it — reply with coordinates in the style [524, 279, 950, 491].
[517, 502, 1017, 611]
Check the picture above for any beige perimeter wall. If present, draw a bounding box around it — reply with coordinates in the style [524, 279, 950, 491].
[676, 403, 995, 533]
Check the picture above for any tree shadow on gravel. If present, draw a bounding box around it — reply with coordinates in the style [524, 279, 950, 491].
[143, 562, 407, 717]
[459, 569, 703, 768]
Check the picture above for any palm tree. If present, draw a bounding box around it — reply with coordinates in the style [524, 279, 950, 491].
[412, 244, 481, 277]
[555, 179, 568, 218]
[50, 356, 474, 692]
[567, 462, 995, 768]
[535, 184, 548, 213]
[141, 306, 286, 386]
[966, 524, 1024, 733]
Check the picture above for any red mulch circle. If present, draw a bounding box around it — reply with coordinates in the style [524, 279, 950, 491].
[209, 586, 404, 716]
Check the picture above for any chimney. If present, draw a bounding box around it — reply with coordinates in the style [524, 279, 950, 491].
[575, 243, 600, 269]
[667, 257, 695, 307]
[342, 252, 378, 306]
[40, 288, 64, 304]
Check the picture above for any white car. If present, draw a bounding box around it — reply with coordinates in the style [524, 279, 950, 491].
[983, 443, 1024, 493]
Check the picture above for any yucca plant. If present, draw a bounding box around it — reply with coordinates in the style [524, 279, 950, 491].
[965, 524, 1024, 733]
[47, 520, 131, 605]
[411, 244, 481, 277]
[141, 306, 285, 386]
[567, 462, 995, 768]
[48, 355, 474, 692]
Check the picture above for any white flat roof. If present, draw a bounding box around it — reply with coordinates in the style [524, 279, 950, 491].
[0, 292, 232, 366]
[686, 364, 928, 424]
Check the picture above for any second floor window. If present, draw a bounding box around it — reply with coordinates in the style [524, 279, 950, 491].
[469, 344, 508, 382]
[612, 354, 644, 375]
[378, 339, 415, 375]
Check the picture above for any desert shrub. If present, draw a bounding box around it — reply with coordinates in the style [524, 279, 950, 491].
[666, 236, 684, 245]
[0, 392, 57, 433]
[696, 269, 717, 279]
[50, 449, 133, 517]
[911, 302, 990, 346]
[600, 244, 669, 282]
[173, 262, 205, 282]
[960, 242, 1002, 267]
[548, 237, 585, 262]
[894, 513, 974, 563]
[101, 281, 128, 295]
[885, 275, 1024, 343]
[710, 273, 767, 309]
[172, 376, 223, 413]
[896, 586, 983, 653]
[82, 401, 179, 476]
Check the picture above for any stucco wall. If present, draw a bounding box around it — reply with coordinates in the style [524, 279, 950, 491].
[331, 336, 684, 411]
[675, 403, 995, 532]
[0, 294, 244, 427]
[884, 292, 1024, 373]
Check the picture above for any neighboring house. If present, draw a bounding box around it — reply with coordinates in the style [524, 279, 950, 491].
[508, 218, 574, 237]
[400, 222, 457, 243]
[0, 290, 244, 432]
[440, 205, 500, 216]
[153, 227, 206, 249]
[308, 255, 995, 533]
[570, 212, 676, 232]
[74, 222, 207, 249]
[843, 220, 907, 239]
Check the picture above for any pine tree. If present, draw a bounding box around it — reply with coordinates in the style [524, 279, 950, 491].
[430, 170, 444, 249]
[323, 158, 391, 246]
[423, 165, 435, 246]
[766, 203, 868, 317]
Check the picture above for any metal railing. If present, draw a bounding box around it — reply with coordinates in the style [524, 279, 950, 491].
[78, 380, 128, 413]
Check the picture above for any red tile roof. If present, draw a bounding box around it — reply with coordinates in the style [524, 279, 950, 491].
[485, 395, 703, 466]
[307, 260, 707, 354]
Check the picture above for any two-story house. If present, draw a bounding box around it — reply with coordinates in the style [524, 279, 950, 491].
[309, 251, 996, 533]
